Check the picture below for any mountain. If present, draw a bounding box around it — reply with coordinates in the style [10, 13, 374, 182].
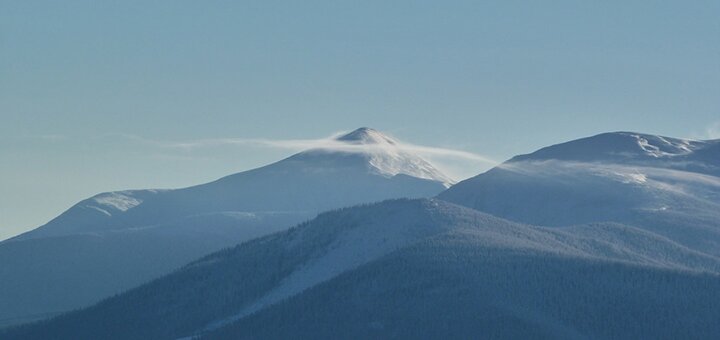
[439, 132, 720, 256]
[0, 127, 451, 328]
[4, 199, 719, 339]
[14, 127, 451, 240]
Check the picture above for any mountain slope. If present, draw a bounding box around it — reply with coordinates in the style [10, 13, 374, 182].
[439, 132, 720, 256]
[209, 236, 720, 340]
[5, 198, 719, 340]
[0, 128, 450, 327]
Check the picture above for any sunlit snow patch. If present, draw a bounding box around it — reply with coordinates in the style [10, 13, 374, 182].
[92, 192, 143, 212]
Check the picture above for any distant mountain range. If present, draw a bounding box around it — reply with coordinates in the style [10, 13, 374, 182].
[2, 129, 719, 339]
[0, 128, 450, 327]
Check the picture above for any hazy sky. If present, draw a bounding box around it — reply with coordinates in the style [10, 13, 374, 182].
[1, 1, 719, 240]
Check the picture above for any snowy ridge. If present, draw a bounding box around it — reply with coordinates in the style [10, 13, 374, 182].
[191, 197, 720, 337]
[203, 199, 455, 331]
[511, 132, 720, 174]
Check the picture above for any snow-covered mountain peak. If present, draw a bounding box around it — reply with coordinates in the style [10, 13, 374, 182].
[289, 128, 454, 187]
[335, 127, 397, 145]
[13, 127, 454, 242]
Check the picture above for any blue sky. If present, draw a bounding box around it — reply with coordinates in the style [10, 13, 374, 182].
[1, 1, 719, 240]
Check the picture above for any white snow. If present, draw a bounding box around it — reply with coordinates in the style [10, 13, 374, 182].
[628, 133, 699, 158]
[92, 192, 142, 212]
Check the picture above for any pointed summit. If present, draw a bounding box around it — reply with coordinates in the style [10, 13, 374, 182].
[336, 127, 397, 145]
[308, 127, 454, 186]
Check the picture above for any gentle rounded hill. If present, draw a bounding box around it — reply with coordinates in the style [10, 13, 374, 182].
[440, 131, 720, 256]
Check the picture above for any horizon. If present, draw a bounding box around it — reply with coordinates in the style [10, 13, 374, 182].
[2, 1, 719, 240]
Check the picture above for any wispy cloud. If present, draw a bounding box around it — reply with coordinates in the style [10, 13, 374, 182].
[113, 132, 498, 165]
[17, 131, 498, 180]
